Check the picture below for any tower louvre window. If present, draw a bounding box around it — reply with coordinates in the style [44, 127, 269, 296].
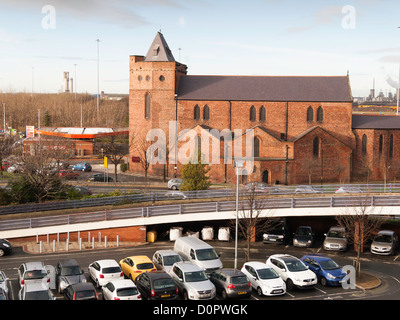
[145, 93, 151, 119]
[153, 44, 160, 56]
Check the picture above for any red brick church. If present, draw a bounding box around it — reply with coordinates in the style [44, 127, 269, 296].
[129, 32, 400, 184]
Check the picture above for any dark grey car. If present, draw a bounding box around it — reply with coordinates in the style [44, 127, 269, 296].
[209, 269, 251, 299]
[56, 259, 86, 293]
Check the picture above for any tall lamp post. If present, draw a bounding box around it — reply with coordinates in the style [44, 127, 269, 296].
[234, 159, 244, 270]
[96, 39, 101, 115]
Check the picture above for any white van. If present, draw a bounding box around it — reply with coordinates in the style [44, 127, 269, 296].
[173, 236, 222, 274]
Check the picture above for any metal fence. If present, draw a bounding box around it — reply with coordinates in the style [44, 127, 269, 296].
[2, 194, 400, 231]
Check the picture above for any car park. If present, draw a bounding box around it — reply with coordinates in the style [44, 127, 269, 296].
[63, 282, 99, 300]
[293, 226, 314, 247]
[72, 162, 92, 172]
[152, 250, 183, 272]
[18, 261, 52, 288]
[335, 186, 363, 193]
[18, 282, 56, 300]
[0, 239, 12, 256]
[0, 271, 9, 299]
[168, 178, 183, 190]
[88, 259, 124, 288]
[323, 226, 348, 251]
[88, 173, 113, 182]
[170, 262, 216, 300]
[135, 271, 179, 300]
[370, 230, 399, 256]
[266, 254, 317, 291]
[119, 255, 156, 281]
[295, 185, 322, 194]
[102, 279, 141, 300]
[301, 254, 346, 286]
[210, 268, 252, 299]
[55, 259, 86, 293]
[241, 262, 285, 297]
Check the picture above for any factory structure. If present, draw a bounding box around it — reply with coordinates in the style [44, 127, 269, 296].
[63, 72, 74, 93]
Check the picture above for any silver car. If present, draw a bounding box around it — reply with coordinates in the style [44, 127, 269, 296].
[56, 259, 86, 293]
[370, 230, 398, 256]
[170, 262, 216, 300]
[152, 250, 183, 273]
[18, 261, 51, 288]
[168, 178, 183, 190]
[295, 185, 322, 194]
[323, 227, 348, 251]
[18, 282, 56, 300]
[0, 271, 9, 299]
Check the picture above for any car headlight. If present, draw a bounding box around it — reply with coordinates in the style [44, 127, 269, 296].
[2, 243, 10, 248]
[327, 273, 336, 279]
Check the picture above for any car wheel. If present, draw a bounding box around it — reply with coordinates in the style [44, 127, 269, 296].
[286, 279, 294, 291]
[221, 290, 228, 300]
[257, 287, 263, 296]
[172, 185, 177, 190]
[183, 291, 189, 300]
[0, 249, 4, 257]
[321, 277, 328, 286]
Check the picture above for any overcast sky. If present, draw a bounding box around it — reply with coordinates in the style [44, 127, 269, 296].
[0, 0, 399, 97]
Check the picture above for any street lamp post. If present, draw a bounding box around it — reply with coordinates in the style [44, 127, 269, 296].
[234, 159, 244, 270]
[96, 39, 100, 115]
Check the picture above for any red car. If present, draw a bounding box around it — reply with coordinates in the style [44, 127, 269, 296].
[1, 161, 10, 171]
[58, 170, 79, 180]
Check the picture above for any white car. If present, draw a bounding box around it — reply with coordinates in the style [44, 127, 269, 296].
[17, 262, 52, 288]
[152, 250, 183, 273]
[102, 279, 141, 300]
[88, 259, 124, 288]
[0, 271, 9, 298]
[18, 282, 56, 300]
[241, 261, 286, 296]
[266, 254, 317, 291]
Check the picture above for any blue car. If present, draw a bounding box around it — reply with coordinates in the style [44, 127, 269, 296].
[300, 254, 346, 286]
[72, 163, 92, 172]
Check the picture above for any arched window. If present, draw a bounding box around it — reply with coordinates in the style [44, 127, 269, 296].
[145, 93, 151, 119]
[203, 105, 210, 120]
[362, 134, 367, 156]
[307, 106, 313, 122]
[313, 137, 319, 158]
[250, 106, 256, 122]
[317, 106, 323, 122]
[259, 106, 266, 121]
[379, 134, 383, 157]
[254, 137, 260, 157]
[390, 134, 394, 158]
[194, 105, 200, 120]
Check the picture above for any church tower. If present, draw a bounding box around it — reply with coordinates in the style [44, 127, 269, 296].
[129, 32, 187, 174]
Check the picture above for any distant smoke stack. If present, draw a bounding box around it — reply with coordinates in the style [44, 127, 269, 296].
[63, 72, 70, 93]
[70, 78, 73, 94]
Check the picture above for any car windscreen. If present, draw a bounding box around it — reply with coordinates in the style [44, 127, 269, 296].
[24, 270, 47, 280]
[117, 287, 138, 297]
[195, 248, 219, 261]
[136, 263, 154, 270]
[257, 268, 279, 279]
[25, 290, 52, 300]
[284, 260, 308, 272]
[75, 290, 97, 300]
[374, 234, 392, 243]
[153, 278, 176, 290]
[163, 255, 182, 266]
[327, 230, 345, 238]
[60, 266, 82, 276]
[184, 271, 208, 282]
[102, 266, 121, 274]
[319, 260, 340, 270]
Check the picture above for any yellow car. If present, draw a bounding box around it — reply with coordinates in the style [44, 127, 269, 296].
[119, 256, 156, 281]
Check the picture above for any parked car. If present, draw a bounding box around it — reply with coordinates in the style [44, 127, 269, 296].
[72, 162, 92, 172]
[7, 163, 23, 173]
[244, 182, 279, 193]
[210, 268, 252, 299]
[241, 262, 285, 297]
[88, 173, 113, 182]
[168, 178, 183, 190]
[18, 261, 52, 288]
[301, 254, 346, 286]
[119, 256, 156, 281]
[165, 191, 188, 200]
[58, 169, 79, 180]
[152, 250, 183, 273]
[295, 185, 322, 194]
[0, 239, 12, 256]
[88, 259, 124, 288]
[18, 282, 56, 300]
[293, 226, 314, 248]
[335, 186, 363, 193]
[370, 230, 399, 256]
[266, 254, 317, 291]
[55, 259, 86, 293]
[72, 185, 92, 196]
[135, 271, 179, 300]
[0, 271, 9, 299]
[63, 282, 99, 300]
[1, 161, 10, 171]
[169, 262, 216, 300]
[102, 279, 141, 300]
[323, 226, 348, 251]
[0, 288, 7, 300]
[263, 219, 289, 244]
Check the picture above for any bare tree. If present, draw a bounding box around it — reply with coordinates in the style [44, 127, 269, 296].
[336, 196, 384, 274]
[0, 134, 18, 177]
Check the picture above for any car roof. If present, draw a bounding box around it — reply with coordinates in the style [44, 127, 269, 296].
[155, 250, 179, 256]
[269, 254, 299, 262]
[329, 226, 345, 231]
[144, 271, 173, 279]
[68, 282, 95, 291]
[95, 259, 119, 267]
[108, 279, 137, 289]
[301, 254, 332, 262]
[174, 261, 202, 272]
[218, 268, 245, 276]
[58, 259, 79, 267]
[377, 230, 395, 235]
[23, 281, 49, 291]
[244, 261, 270, 269]
[23, 261, 45, 270]
[126, 255, 152, 263]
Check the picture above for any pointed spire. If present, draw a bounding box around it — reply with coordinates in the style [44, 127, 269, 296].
[145, 32, 175, 62]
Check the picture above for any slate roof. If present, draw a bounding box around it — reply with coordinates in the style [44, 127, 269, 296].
[176, 75, 352, 102]
[352, 114, 400, 129]
[144, 32, 175, 62]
